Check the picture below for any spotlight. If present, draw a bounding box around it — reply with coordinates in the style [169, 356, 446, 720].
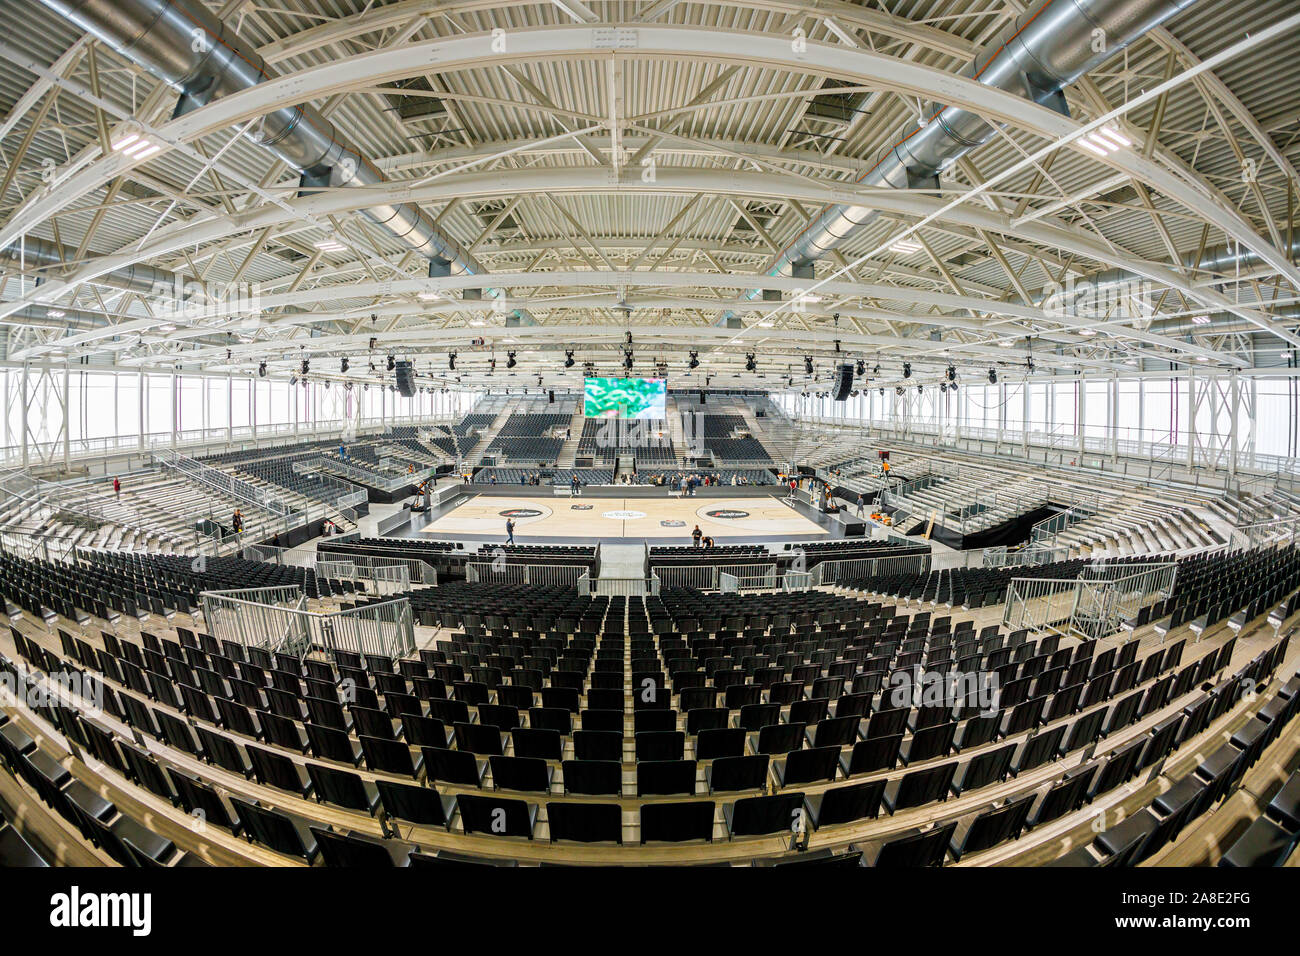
[873, 364, 880, 376]
[257, 361, 266, 377]
[369, 360, 376, 373]
[386, 354, 395, 372]
[946, 364, 956, 382]
[804, 356, 814, 375]
[879, 387, 885, 395]
[448, 352, 456, 370]
[564, 350, 575, 368]
[623, 350, 634, 371]
[834, 339, 841, 353]
[368, 336, 376, 350]
[988, 368, 997, 384]
[940, 382, 948, 393]
[688, 350, 699, 370]
[949, 382, 958, 392]
[340, 357, 349, 373]
[506, 351, 517, 369]
[301, 359, 309, 376]
[855, 359, 865, 377]
[902, 362, 912, 379]
[917, 383, 923, 393]
[745, 352, 756, 372]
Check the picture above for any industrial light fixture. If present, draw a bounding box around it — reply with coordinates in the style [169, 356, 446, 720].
[855, 359, 865, 377]
[564, 350, 575, 368]
[314, 238, 346, 253]
[1191, 315, 1211, 325]
[506, 351, 517, 369]
[300, 359, 309, 376]
[47, 309, 66, 318]
[946, 364, 956, 382]
[890, 238, 923, 255]
[988, 368, 997, 384]
[745, 352, 756, 372]
[623, 349, 634, 371]
[803, 356, 814, 375]
[111, 129, 162, 161]
[258, 361, 267, 377]
[1077, 123, 1132, 157]
[688, 350, 699, 369]
[902, 362, 912, 379]
[448, 352, 456, 370]
[340, 357, 349, 373]
[386, 354, 396, 372]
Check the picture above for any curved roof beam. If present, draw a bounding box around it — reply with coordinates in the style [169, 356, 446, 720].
[4, 163, 1287, 359]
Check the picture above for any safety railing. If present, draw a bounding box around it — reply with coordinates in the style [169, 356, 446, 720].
[782, 570, 813, 591]
[154, 448, 290, 516]
[811, 551, 933, 586]
[651, 563, 778, 591]
[201, 585, 415, 661]
[464, 561, 587, 588]
[1229, 514, 1300, 551]
[590, 576, 662, 597]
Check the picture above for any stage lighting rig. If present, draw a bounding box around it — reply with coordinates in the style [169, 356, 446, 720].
[301, 359, 309, 376]
[257, 361, 266, 377]
[623, 349, 634, 371]
[386, 354, 396, 372]
[340, 357, 349, 373]
[507, 351, 517, 369]
[946, 365, 956, 382]
[688, 350, 699, 370]
[804, 356, 814, 375]
[745, 353, 756, 372]
[988, 368, 997, 384]
[564, 350, 575, 368]
[855, 359, 865, 377]
[448, 352, 456, 370]
[902, 362, 912, 379]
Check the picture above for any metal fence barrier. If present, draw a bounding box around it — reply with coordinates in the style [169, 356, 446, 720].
[465, 562, 587, 588]
[811, 551, 933, 586]
[652, 563, 778, 591]
[201, 585, 415, 661]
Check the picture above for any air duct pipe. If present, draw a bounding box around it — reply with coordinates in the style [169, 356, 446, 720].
[40, 0, 534, 325]
[719, 0, 1199, 327]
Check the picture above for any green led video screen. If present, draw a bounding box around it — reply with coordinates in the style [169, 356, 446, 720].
[583, 377, 667, 419]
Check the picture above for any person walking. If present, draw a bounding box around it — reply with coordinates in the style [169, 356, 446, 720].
[691, 524, 702, 548]
[506, 518, 516, 545]
[856, 493, 865, 517]
[112, 476, 121, 499]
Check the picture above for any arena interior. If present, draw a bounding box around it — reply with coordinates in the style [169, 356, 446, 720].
[0, 0, 1298, 896]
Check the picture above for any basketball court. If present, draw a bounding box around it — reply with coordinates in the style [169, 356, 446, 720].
[416, 494, 830, 541]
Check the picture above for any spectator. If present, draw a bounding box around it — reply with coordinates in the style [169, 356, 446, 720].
[112, 476, 121, 499]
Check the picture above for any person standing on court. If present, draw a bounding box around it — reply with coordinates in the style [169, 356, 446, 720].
[506, 518, 516, 544]
[692, 524, 702, 548]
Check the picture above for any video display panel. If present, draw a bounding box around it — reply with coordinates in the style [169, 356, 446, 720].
[583, 377, 667, 419]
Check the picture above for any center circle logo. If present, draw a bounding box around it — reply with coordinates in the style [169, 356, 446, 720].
[603, 510, 647, 520]
[705, 509, 750, 519]
[499, 508, 543, 518]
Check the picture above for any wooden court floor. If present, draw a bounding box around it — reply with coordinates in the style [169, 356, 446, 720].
[418, 494, 829, 540]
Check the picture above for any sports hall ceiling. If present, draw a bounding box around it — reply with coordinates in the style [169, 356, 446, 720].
[0, 0, 1298, 391]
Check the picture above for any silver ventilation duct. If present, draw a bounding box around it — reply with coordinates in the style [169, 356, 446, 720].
[1036, 236, 1300, 338]
[721, 0, 1199, 327]
[40, 0, 534, 325]
[1, 235, 181, 294]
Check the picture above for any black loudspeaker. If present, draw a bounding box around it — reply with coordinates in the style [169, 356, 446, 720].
[833, 363, 853, 401]
[699, 390, 706, 405]
[394, 360, 415, 398]
[548, 390, 555, 403]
